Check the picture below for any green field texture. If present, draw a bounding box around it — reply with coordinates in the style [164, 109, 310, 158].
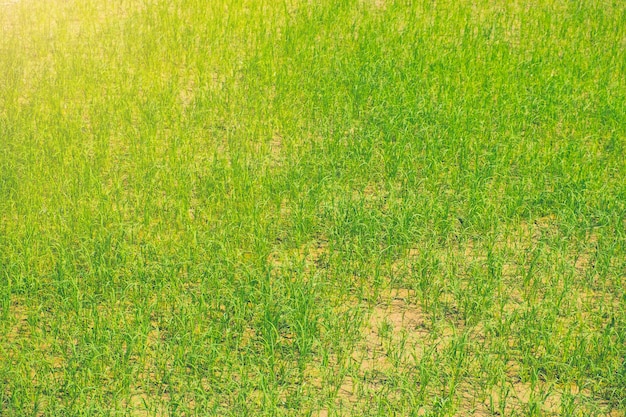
[1, 0, 625, 415]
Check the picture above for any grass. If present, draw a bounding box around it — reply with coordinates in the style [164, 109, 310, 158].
[0, 0, 625, 415]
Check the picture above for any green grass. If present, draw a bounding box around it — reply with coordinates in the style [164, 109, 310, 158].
[1, 0, 625, 415]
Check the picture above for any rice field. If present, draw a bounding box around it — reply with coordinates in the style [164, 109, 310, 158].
[1, 0, 625, 415]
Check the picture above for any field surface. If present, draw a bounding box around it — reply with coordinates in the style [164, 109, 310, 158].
[1, 0, 625, 416]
